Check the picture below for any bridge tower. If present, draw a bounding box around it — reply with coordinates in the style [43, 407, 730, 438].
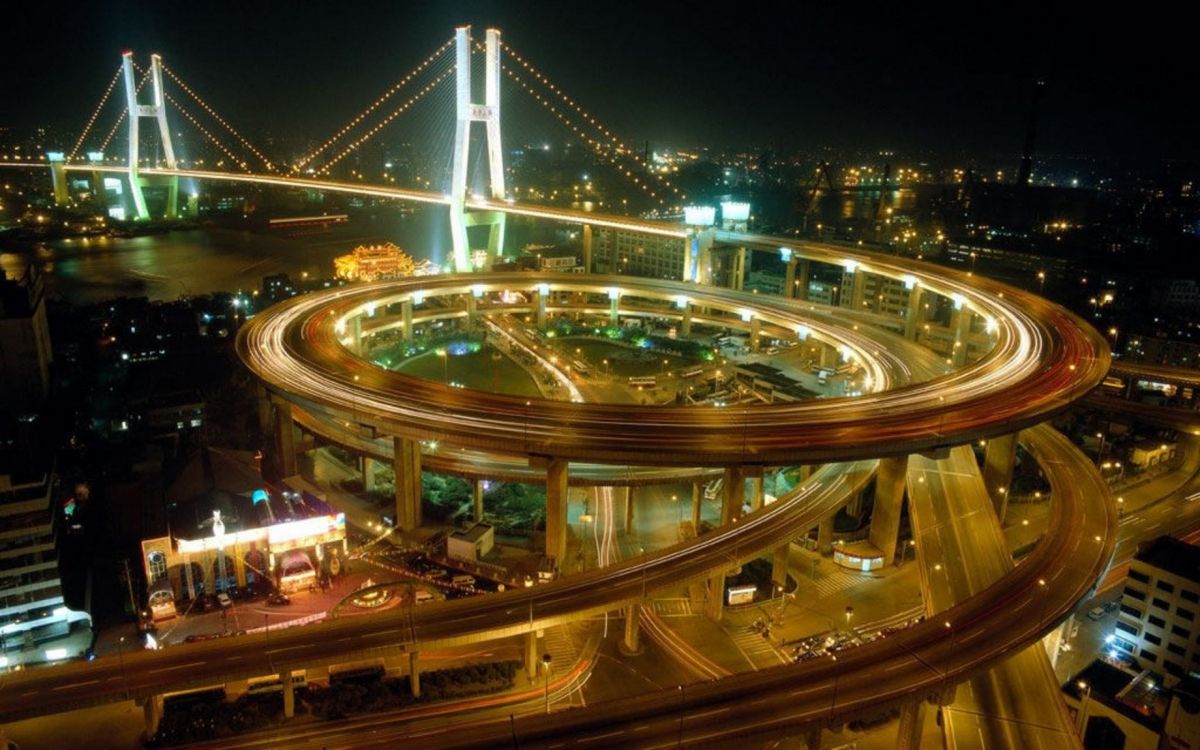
[449, 26, 506, 273]
[121, 51, 178, 220]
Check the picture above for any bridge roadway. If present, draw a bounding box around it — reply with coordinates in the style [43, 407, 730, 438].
[240, 271, 1108, 467]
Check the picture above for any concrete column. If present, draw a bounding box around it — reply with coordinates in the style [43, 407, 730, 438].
[352, 316, 363, 356]
[691, 481, 702, 530]
[731, 247, 747, 291]
[904, 285, 924, 340]
[273, 400, 297, 478]
[819, 343, 837, 369]
[183, 556, 197, 600]
[363, 457, 376, 492]
[952, 306, 973, 367]
[750, 318, 762, 353]
[256, 384, 272, 433]
[795, 259, 812, 301]
[622, 605, 642, 654]
[281, 671, 295, 717]
[545, 459, 569, 563]
[850, 270, 866, 310]
[784, 257, 798, 299]
[681, 304, 692, 337]
[983, 433, 1018, 520]
[868, 455, 909, 565]
[473, 478, 485, 522]
[393, 436, 422, 530]
[408, 650, 421, 698]
[895, 700, 927, 750]
[525, 631, 539, 681]
[622, 486, 634, 534]
[466, 293, 478, 327]
[750, 474, 765, 512]
[771, 544, 789, 587]
[609, 295, 619, 326]
[722, 467, 745, 525]
[49, 159, 69, 205]
[706, 573, 725, 621]
[535, 289, 547, 328]
[817, 515, 835, 555]
[143, 694, 162, 739]
[582, 224, 593, 273]
[401, 299, 413, 343]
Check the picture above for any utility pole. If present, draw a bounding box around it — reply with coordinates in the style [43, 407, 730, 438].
[122, 558, 138, 618]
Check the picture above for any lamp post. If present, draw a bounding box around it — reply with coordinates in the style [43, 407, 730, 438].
[1037, 271, 1046, 294]
[542, 653, 553, 714]
[436, 348, 448, 383]
[844, 605, 854, 632]
[1076, 680, 1092, 736]
[117, 635, 130, 697]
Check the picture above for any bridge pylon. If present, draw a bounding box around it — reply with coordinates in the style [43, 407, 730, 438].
[121, 51, 178, 220]
[449, 26, 506, 272]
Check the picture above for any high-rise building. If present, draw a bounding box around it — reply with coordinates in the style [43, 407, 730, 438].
[0, 264, 52, 414]
[1115, 536, 1200, 679]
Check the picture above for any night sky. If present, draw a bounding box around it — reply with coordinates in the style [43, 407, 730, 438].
[3, 2, 1193, 161]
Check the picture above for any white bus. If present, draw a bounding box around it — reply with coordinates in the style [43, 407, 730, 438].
[628, 376, 657, 387]
[247, 670, 307, 695]
[572, 359, 591, 375]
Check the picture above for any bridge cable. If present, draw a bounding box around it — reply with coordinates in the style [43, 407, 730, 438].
[317, 66, 455, 174]
[160, 63, 276, 171]
[294, 37, 454, 172]
[163, 92, 251, 171]
[67, 64, 124, 162]
[499, 41, 687, 207]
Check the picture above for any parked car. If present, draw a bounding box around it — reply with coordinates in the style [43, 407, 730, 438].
[267, 592, 291, 606]
[1086, 605, 1106, 621]
[216, 592, 233, 609]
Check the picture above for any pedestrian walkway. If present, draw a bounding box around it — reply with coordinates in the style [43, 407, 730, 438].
[809, 567, 873, 599]
[728, 622, 790, 669]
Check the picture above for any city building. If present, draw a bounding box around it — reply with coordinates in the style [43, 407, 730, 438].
[591, 228, 687, 279]
[0, 265, 52, 414]
[1115, 536, 1200, 678]
[0, 469, 92, 669]
[447, 522, 495, 563]
[1063, 660, 1164, 750]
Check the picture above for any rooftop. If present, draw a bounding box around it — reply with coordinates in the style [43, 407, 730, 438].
[1134, 536, 1200, 583]
[450, 522, 494, 543]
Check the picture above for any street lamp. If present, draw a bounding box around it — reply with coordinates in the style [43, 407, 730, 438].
[117, 635, 130, 697]
[1037, 271, 1046, 294]
[1077, 680, 1092, 735]
[436, 348, 448, 383]
[844, 605, 854, 632]
[542, 653, 553, 714]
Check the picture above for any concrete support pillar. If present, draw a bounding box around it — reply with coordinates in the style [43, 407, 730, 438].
[545, 459, 569, 563]
[819, 343, 837, 369]
[868, 455, 909, 565]
[143, 694, 162, 739]
[817, 515, 835, 555]
[706, 573, 725, 621]
[273, 400, 297, 478]
[466, 293, 478, 327]
[401, 299, 413, 343]
[183, 555, 197, 599]
[352, 316, 363, 356]
[582, 224, 593, 272]
[952, 306, 973, 367]
[622, 486, 634, 534]
[750, 318, 762, 353]
[850, 270, 866, 310]
[281, 671, 295, 717]
[525, 631, 539, 681]
[771, 544, 789, 587]
[256, 384, 272, 434]
[622, 605, 642, 654]
[904, 285, 924, 341]
[721, 467, 745, 525]
[784, 257, 798, 299]
[393, 436, 422, 530]
[795, 259, 811, 301]
[535, 290, 547, 328]
[983, 433, 1018, 520]
[408, 650, 421, 698]
[473, 479, 485, 522]
[609, 295, 619, 327]
[691, 481, 702, 530]
[681, 305, 693, 337]
[750, 474, 765, 512]
[895, 700, 927, 750]
[731, 247, 747, 291]
[363, 457, 377, 492]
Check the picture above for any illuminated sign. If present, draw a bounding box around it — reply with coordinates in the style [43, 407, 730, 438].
[779, 247, 793, 262]
[46, 151, 65, 162]
[720, 201, 750, 222]
[727, 585, 757, 606]
[683, 206, 716, 227]
[87, 151, 104, 162]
